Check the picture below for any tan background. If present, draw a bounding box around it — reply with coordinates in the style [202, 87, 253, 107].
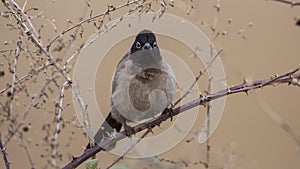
[0, 0, 300, 169]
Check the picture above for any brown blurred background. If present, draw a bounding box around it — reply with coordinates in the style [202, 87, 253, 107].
[1, 0, 300, 169]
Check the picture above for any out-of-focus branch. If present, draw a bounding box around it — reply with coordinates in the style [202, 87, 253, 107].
[106, 129, 152, 169]
[62, 67, 300, 169]
[3, 75, 60, 145]
[51, 81, 70, 167]
[258, 97, 300, 146]
[2, 0, 69, 80]
[47, 0, 146, 49]
[0, 63, 54, 95]
[20, 136, 35, 169]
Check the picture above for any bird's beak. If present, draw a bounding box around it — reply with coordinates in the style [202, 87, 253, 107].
[143, 42, 151, 49]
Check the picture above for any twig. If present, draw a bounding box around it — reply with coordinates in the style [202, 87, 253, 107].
[62, 67, 300, 169]
[0, 63, 54, 95]
[47, 0, 145, 49]
[72, 83, 93, 143]
[106, 129, 152, 169]
[272, 0, 300, 6]
[4, 75, 59, 145]
[51, 81, 70, 167]
[8, 34, 22, 119]
[2, 0, 69, 81]
[0, 134, 10, 169]
[258, 97, 300, 145]
[9, 0, 40, 40]
[57, 2, 89, 59]
[63, 13, 129, 70]
[20, 136, 35, 169]
[205, 80, 212, 169]
[211, 0, 221, 36]
[63, 1, 149, 68]
[173, 48, 223, 107]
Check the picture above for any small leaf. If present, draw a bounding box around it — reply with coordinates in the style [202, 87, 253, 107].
[85, 159, 99, 169]
[115, 164, 131, 169]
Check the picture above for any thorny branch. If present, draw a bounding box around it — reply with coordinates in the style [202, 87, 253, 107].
[51, 81, 70, 167]
[2, 0, 70, 80]
[1, 0, 299, 168]
[1, 1, 175, 168]
[62, 67, 300, 169]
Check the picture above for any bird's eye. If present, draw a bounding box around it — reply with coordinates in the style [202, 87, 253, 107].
[136, 42, 141, 49]
[153, 41, 157, 48]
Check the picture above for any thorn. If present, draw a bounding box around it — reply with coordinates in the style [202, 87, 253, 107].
[160, 0, 166, 8]
[227, 87, 231, 93]
[162, 108, 174, 121]
[72, 156, 78, 160]
[148, 127, 154, 135]
[156, 123, 163, 129]
[244, 90, 249, 96]
[271, 75, 278, 80]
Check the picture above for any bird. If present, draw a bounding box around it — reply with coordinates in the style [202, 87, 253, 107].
[92, 29, 176, 150]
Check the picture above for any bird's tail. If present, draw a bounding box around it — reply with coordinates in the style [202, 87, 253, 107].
[91, 112, 122, 150]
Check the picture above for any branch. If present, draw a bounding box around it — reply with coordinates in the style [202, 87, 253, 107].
[0, 134, 10, 169]
[272, 0, 300, 6]
[62, 67, 300, 169]
[0, 63, 54, 95]
[3, 75, 60, 145]
[2, 0, 69, 80]
[173, 48, 223, 107]
[51, 81, 70, 167]
[20, 136, 35, 169]
[47, 0, 145, 49]
[258, 97, 300, 145]
[106, 129, 152, 169]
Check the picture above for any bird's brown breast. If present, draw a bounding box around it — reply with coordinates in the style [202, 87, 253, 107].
[129, 68, 172, 112]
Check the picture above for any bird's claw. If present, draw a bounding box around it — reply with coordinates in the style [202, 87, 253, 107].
[124, 123, 135, 136]
[162, 108, 174, 121]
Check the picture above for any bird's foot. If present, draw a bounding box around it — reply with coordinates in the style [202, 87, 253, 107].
[123, 123, 135, 137]
[162, 107, 174, 121]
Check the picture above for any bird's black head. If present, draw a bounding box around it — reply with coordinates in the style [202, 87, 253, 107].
[130, 29, 158, 53]
[130, 29, 161, 65]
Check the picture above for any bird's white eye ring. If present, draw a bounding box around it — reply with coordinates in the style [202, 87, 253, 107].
[153, 41, 157, 48]
[136, 42, 141, 49]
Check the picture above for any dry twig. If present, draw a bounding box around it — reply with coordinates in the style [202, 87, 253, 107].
[258, 97, 300, 146]
[272, 0, 300, 6]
